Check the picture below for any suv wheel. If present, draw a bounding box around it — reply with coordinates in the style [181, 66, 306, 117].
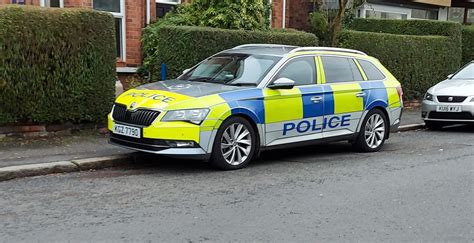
[210, 117, 256, 170]
[353, 109, 388, 152]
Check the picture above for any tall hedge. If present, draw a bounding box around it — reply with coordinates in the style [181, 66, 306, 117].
[142, 25, 318, 79]
[462, 25, 474, 64]
[342, 18, 462, 100]
[347, 18, 462, 38]
[0, 6, 116, 125]
[339, 30, 460, 99]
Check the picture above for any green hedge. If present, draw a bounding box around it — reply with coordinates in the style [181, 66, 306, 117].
[462, 25, 474, 64]
[339, 30, 460, 99]
[142, 25, 318, 79]
[347, 18, 462, 38]
[0, 6, 116, 125]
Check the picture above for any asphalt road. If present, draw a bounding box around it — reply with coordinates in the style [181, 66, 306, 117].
[1, 126, 473, 242]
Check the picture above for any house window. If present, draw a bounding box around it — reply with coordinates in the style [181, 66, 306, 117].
[93, 0, 126, 59]
[156, 0, 181, 18]
[448, 7, 465, 23]
[366, 10, 408, 20]
[411, 9, 438, 20]
[40, 0, 63, 8]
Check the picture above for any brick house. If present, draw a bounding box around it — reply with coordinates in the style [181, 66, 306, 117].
[1, 0, 470, 78]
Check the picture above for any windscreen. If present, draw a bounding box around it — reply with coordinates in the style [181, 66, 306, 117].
[452, 63, 474, 80]
[179, 54, 281, 86]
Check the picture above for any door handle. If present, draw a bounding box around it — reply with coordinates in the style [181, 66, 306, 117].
[355, 92, 366, 98]
[310, 96, 323, 103]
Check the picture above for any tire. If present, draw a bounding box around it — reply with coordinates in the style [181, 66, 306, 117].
[210, 117, 257, 170]
[425, 120, 445, 130]
[353, 109, 388, 152]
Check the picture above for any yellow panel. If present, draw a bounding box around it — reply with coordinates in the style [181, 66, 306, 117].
[387, 87, 401, 108]
[144, 121, 200, 142]
[263, 88, 303, 123]
[116, 89, 192, 110]
[331, 83, 364, 114]
[316, 56, 326, 84]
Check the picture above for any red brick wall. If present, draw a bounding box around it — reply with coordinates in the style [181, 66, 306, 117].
[272, 0, 311, 30]
[288, 0, 311, 30]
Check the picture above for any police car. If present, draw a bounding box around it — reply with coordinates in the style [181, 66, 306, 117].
[109, 45, 403, 170]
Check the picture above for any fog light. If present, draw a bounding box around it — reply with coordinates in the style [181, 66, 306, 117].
[166, 141, 195, 148]
[176, 141, 195, 147]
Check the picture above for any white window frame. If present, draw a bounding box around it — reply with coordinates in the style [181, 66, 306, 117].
[92, 0, 126, 61]
[156, 0, 181, 5]
[40, 0, 64, 8]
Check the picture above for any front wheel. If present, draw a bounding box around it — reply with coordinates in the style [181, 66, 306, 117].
[353, 109, 388, 152]
[210, 117, 257, 170]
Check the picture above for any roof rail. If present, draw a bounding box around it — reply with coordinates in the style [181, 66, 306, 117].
[289, 47, 367, 56]
[232, 44, 298, 50]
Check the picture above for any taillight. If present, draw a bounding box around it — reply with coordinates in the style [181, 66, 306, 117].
[396, 85, 404, 100]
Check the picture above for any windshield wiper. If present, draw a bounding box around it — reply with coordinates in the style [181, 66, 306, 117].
[227, 83, 257, 86]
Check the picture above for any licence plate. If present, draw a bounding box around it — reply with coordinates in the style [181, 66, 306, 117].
[113, 124, 141, 138]
[436, 105, 462, 113]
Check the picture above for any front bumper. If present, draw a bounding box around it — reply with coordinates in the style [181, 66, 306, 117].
[109, 133, 210, 159]
[422, 99, 474, 123]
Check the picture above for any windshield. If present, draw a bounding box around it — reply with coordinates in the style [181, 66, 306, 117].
[178, 54, 281, 86]
[452, 63, 474, 80]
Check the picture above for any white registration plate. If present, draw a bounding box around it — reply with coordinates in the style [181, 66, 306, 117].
[113, 124, 141, 138]
[436, 105, 462, 113]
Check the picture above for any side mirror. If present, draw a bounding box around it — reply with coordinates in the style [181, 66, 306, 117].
[182, 68, 191, 74]
[447, 74, 454, 79]
[269, 78, 295, 89]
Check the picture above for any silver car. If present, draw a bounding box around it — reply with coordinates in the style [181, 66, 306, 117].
[422, 61, 474, 129]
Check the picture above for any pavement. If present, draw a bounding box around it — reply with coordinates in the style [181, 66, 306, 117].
[0, 109, 424, 169]
[0, 126, 472, 241]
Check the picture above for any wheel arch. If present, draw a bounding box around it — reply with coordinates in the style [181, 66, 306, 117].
[358, 106, 391, 139]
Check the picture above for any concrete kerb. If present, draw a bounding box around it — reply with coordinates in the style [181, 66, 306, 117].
[0, 154, 134, 182]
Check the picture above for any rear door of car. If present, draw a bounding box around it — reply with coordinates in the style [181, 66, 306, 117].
[318, 55, 366, 137]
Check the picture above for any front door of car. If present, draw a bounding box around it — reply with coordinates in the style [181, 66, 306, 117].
[263, 56, 322, 146]
[318, 55, 366, 137]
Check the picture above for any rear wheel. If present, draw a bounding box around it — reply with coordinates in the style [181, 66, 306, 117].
[425, 121, 445, 130]
[353, 109, 388, 152]
[210, 117, 257, 170]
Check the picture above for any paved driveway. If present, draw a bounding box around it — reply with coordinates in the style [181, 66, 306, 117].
[1, 126, 472, 242]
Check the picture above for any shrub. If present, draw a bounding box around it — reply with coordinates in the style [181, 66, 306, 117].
[0, 6, 116, 125]
[462, 25, 474, 64]
[308, 11, 329, 46]
[158, 0, 271, 31]
[339, 30, 460, 99]
[143, 25, 318, 80]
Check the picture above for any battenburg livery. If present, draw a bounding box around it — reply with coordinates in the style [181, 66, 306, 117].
[109, 45, 403, 170]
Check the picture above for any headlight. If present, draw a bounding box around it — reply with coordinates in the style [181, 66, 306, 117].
[162, 109, 209, 125]
[424, 92, 434, 101]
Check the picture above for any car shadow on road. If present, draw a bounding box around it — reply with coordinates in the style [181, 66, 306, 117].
[425, 124, 474, 133]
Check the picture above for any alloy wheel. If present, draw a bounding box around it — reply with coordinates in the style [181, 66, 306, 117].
[220, 123, 252, 166]
[364, 113, 385, 149]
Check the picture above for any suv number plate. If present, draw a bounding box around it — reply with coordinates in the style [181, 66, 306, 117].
[436, 105, 462, 113]
[113, 124, 141, 138]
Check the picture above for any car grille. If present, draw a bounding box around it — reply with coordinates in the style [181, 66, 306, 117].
[436, 96, 467, 103]
[428, 112, 474, 120]
[112, 104, 161, 126]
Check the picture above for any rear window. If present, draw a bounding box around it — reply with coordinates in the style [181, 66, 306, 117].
[358, 60, 386, 80]
[321, 56, 363, 83]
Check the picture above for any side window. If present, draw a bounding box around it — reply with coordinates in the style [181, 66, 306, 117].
[321, 56, 363, 83]
[274, 56, 316, 86]
[358, 59, 386, 80]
